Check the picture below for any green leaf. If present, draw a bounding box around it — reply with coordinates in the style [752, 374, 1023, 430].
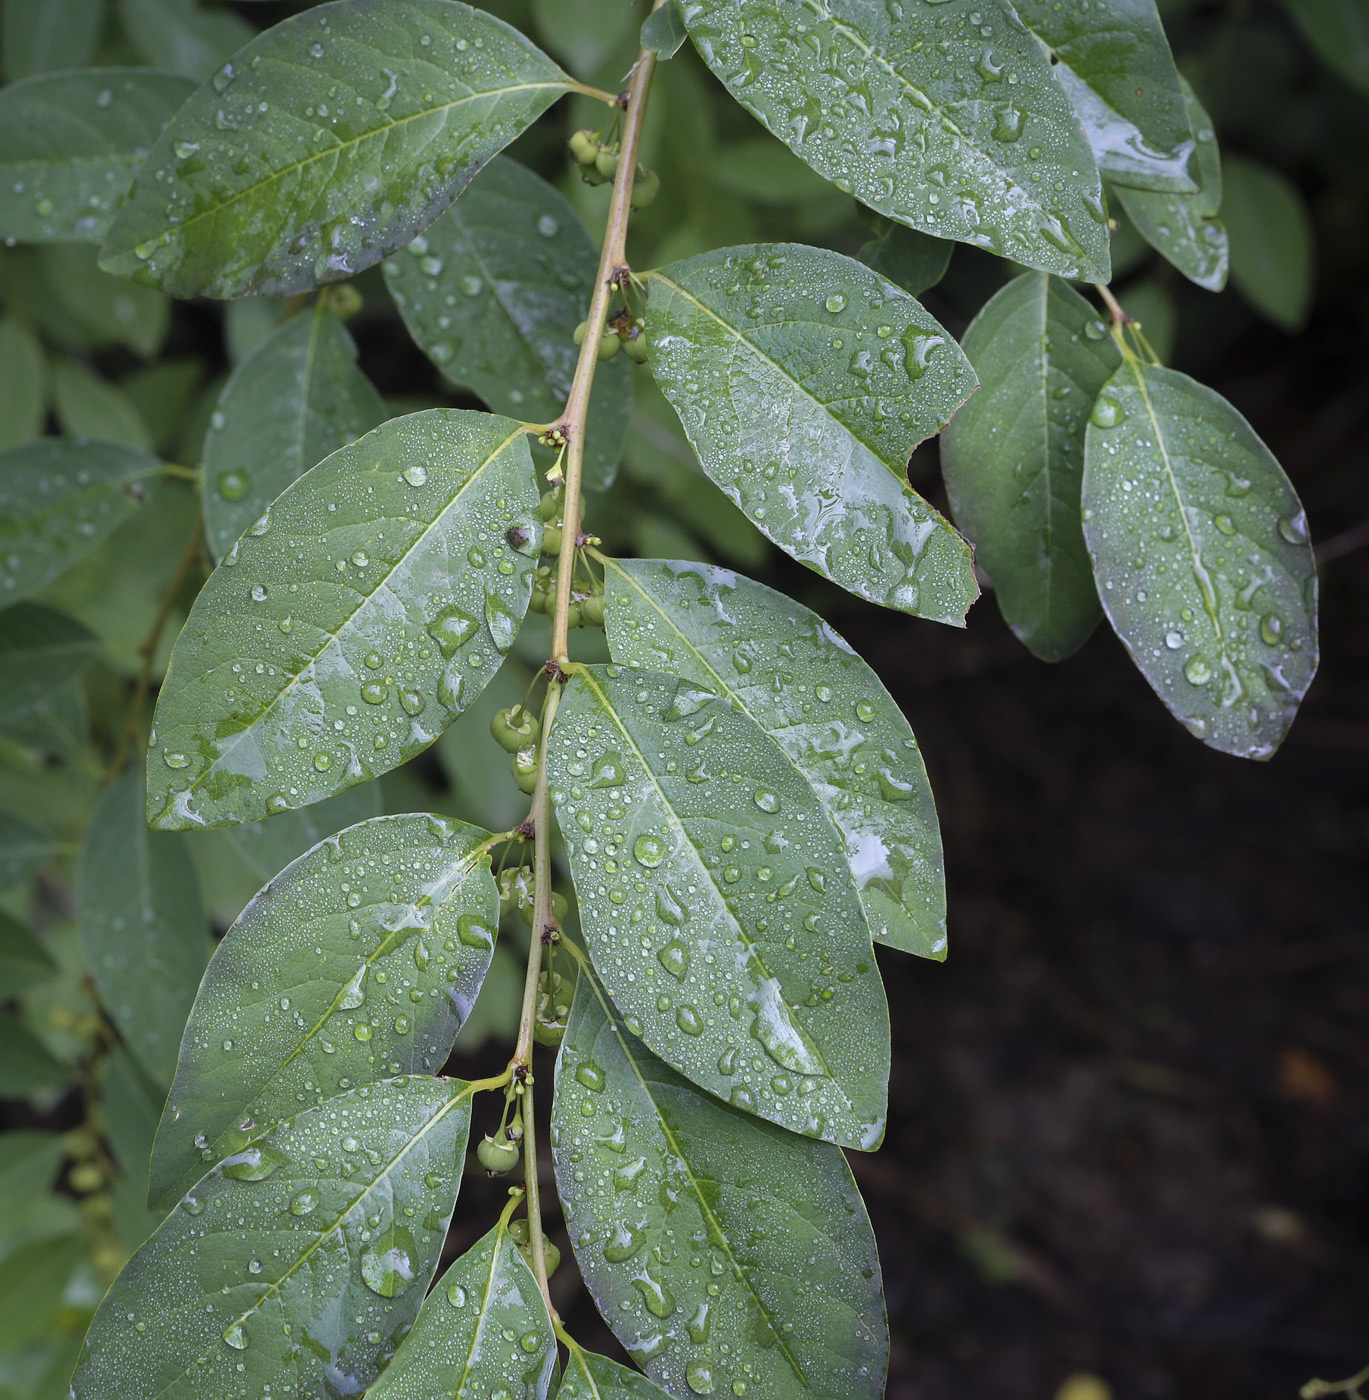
[1113, 79, 1228, 293]
[0, 1011, 71, 1094]
[0, 1130, 65, 1216]
[100, 0, 572, 298]
[856, 215, 953, 300]
[0, 674, 89, 757]
[1, 0, 104, 79]
[365, 1220, 556, 1400]
[1222, 155, 1315, 332]
[1015, 0, 1195, 192]
[1280, 0, 1369, 96]
[603, 557, 946, 959]
[73, 1076, 473, 1400]
[0, 70, 198, 245]
[0, 601, 100, 726]
[119, 0, 256, 81]
[0, 1234, 84, 1352]
[39, 243, 172, 358]
[553, 974, 888, 1399]
[202, 299, 386, 561]
[641, 0, 687, 61]
[222, 780, 383, 883]
[147, 409, 539, 830]
[550, 663, 889, 1149]
[79, 768, 212, 1083]
[645, 243, 978, 624]
[149, 813, 496, 1209]
[558, 1346, 674, 1399]
[102, 1047, 166, 1189]
[678, 0, 1110, 280]
[384, 156, 633, 492]
[52, 358, 154, 451]
[0, 440, 160, 604]
[1083, 362, 1318, 759]
[941, 273, 1119, 661]
[0, 913, 57, 999]
[0, 808, 56, 891]
[0, 316, 46, 449]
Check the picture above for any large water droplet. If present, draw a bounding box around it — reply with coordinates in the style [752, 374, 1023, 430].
[633, 834, 666, 868]
[360, 1226, 418, 1297]
[222, 1322, 248, 1350]
[752, 977, 825, 1076]
[339, 964, 367, 1009]
[657, 939, 689, 980]
[222, 1143, 287, 1181]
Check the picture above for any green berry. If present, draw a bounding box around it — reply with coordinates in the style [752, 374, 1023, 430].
[565, 602, 583, 630]
[476, 1135, 520, 1173]
[632, 167, 660, 208]
[511, 746, 538, 795]
[533, 1018, 565, 1047]
[541, 524, 563, 556]
[569, 129, 598, 166]
[498, 866, 534, 918]
[572, 320, 588, 345]
[594, 147, 619, 180]
[597, 331, 620, 362]
[581, 593, 605, 627]
[538, 492, 561, 522]
[507, 1218, 530, 1244]
[491, 705, 539, 753]
[623, 327, 649, 365]
[543, 1241, 562, 1276]
[581, 164, 608, 187]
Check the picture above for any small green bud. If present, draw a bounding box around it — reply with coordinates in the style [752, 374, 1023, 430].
[581, 164, 609, 187]
[538, 492, 561, 522]
[623, 325, 649, 365]
[632, 167, 660, 208]
[565, 602, 583, 630]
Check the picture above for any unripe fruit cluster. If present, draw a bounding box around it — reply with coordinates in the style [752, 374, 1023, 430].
[528, 568, 604, 628]
[533, 969, 572, 1047]
[507, 1218, 562, 1277]
[497, 863, 568, 925]
[568, 129, 660, 207]
[572, 315, 648, 366]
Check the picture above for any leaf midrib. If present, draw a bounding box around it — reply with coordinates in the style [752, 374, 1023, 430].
[572, 667, 847, 1099]
[206, 422, 525, 779]
[116, 72, 568, 253]
[581, 976, 811, 1390]
[150, 1084, 469, 1400]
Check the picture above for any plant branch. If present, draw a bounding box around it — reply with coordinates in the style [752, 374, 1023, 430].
[1095, 282, 1127, 324]
[1303, 1366, 1369, 1400]
[550, 41, 661, 667]
[107, 520, 204, 780]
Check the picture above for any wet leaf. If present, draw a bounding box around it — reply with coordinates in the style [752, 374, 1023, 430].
[384, 156, 632, 492]
[641, 0, 687, 60]
[678, 0, 1110, 280]
[366, 1220, 556, 1400]
[645, 242, 978, 624]
[856, 215, 953, 299]
[1113, 79, 1227, 293]
[0, 602, 99, 727]
[79, 768, 211, 1083]
[39, 243, 172, 357]
[147, 409, 540, 830]
[549, 663, 889, 1150]
[553, 974, 888, 1400]
[120, 0, 256, 81]
[222, 780, 384, 883]
[100, 0, 571, 298]
[557, 1345, 674, 1399]
[72, 1076, 473, 1400]
[0, 71, 197, 244]
[941, 274, 1119, 661]
[1083, 362, 1318, 759]
[604, 558, 946, 959]
[1016, 0, 1195, 193]
[102, 1047, 165, 1190]
[149, 812, 496, 1208]
[0, 439, 161, 604]
[0, 316, 45, 450]
[1, 0, 103, 79]
[202, 299, 386, 561]
[1221, 155, 1314, 332]
[0, 809, 57, 891]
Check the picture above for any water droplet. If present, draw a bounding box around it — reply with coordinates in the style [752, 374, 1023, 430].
[361, 681, 386, 705]
[446, 1282, 468, 1308]
[251, 583, 268, 602]
[752, 977, 825, 1075]
[402, 464, 428, 487]
[222, 1143, 287, 1181]
[1183, 657, 1212, 687]
[576, 1061, 606, 1092]
[752, 789, 780, 814]
[589, 754, 626, 788]
[686, 1361, 716, 1394]
[339, 964, 366, 1009]
[399, 689, 425, 716]
[484, 593, 517, 651]
[426, 607, 477, 658]
[163, 751, 190, 769]
[1278, 511, 1309, 546]
[657, 939, 689, 980]
[216, 469, 250, 501]
[676, 1004, 703, 1036]
[222, 1322, 248, 1350]
[1214, 514, 1236, 536]
[289, 1189, 318, 1216]
[1083, 318, 1108, 341]
[1091, 393, 1124, 429]
[633, 834, 666, 867]
[603, 1220, 646, 1262]
[536, 214, 559, 238]
[1165, 630, 1183, 650]
[360, 1227, 418, 1297]
[1260, 613, 1283, 646]
[824, 293, 847, 313]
